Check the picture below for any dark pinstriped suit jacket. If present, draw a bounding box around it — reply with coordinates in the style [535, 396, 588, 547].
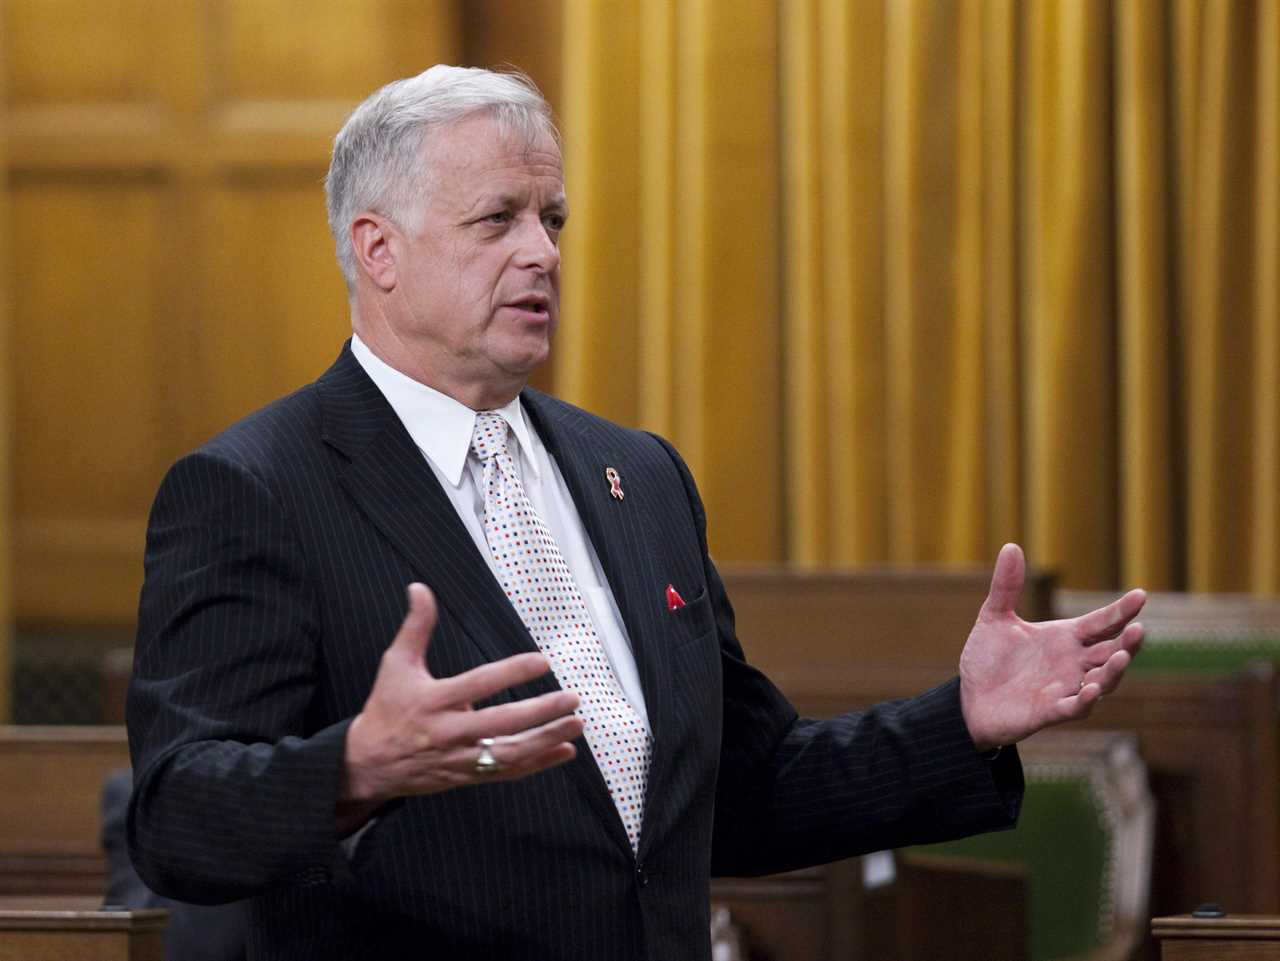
[126, 343, 1022, 961]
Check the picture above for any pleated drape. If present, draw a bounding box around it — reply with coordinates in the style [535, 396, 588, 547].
[558, 0, 1280, 592]
[558, 0, 783, 562]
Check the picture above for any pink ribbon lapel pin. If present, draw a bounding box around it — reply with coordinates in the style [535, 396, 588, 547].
[605, 466, 625, 501]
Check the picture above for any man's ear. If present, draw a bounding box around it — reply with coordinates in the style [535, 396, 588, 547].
[351, 213, 398, 291]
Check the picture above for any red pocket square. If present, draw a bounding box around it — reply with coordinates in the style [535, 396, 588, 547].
[665, 584, 686, 612]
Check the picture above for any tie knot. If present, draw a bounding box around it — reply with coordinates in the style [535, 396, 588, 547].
[470, 411, 510, 463]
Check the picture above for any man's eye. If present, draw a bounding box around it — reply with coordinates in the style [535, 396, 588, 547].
[482, 211, 510, 225]
[544, 213, 566, 231]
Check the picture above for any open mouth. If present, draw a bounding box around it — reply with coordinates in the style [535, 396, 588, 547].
[507, 295, 551, 317]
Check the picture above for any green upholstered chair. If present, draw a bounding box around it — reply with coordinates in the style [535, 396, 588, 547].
[905, 731, 1154, 961]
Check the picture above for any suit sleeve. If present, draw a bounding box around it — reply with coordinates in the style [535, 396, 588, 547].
[647, 436, 1023, 878]
[127, 451, 353, 904]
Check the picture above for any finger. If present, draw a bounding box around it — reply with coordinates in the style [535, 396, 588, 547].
[1082, 622, 1145, 670]
[1080, 636, 1122, 668]
[386, 583, 439, 670]
[1050, 683, 1103, 724]
[1082, 648, 1133, 696]
[484, 715, 585, 774]
[1119, 620, 1144, 655]
[1074, 588, 1147, 643]
[432, 690, 580, 745]
[437, 651, 556, 706]
[499, 742, 578, 779]
[433, 715, 584, 784]
[980, 543, 1025, 619]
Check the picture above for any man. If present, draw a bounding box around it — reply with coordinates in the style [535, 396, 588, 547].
[127, 65, 1144, 961]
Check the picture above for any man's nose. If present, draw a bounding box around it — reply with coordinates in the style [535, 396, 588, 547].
[515, 218, 560, 273]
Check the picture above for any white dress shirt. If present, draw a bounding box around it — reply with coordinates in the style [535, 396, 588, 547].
[351, 334, 649, 729]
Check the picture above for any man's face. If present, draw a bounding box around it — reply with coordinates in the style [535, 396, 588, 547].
[384, 112, 567, 405]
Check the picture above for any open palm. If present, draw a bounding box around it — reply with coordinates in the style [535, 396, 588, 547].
[959, 544, 1145, 751]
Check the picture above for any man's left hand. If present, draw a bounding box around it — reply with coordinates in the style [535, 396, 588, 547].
[959, 543, 1145, 751]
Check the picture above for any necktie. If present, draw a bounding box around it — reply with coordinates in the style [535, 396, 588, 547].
[470, 412, 652, 852]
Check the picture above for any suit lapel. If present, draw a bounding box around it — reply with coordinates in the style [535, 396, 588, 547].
[522, 391, 679, 856]
[317, 347, 539, 670]
[317, 350, 635, 855]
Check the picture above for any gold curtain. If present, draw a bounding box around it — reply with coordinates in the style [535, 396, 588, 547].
[558, 0, 783, 562]
[559, 0, 1278, 591]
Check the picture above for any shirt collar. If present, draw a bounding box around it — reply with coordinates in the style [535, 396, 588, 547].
[350, 334, 540, 486]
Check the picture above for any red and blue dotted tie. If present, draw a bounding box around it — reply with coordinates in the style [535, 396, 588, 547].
[470, 411, 651, 852]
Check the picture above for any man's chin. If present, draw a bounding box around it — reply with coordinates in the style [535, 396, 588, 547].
[501, 336, 553, 376]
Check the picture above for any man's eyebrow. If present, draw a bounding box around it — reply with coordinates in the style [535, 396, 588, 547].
[460, 193, 569, 218]
[461, 193, 518, 216]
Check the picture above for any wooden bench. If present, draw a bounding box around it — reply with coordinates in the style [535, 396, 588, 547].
[0, 896, 164, 961]
[0, 726, 128, 897]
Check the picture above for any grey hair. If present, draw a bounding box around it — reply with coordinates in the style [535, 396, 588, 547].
[325, 64, 558, 292]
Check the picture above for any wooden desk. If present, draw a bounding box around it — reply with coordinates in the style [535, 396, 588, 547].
[0, 896, 165, 961]
[1153, 914, 1280, 960]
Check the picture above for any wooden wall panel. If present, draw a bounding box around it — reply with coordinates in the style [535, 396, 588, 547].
[8, 178, 171, 625]
[5, 1, 165, 104]
[193, 179, 350, 441]
[11, 179, 167, 514]
[2, 1, 464, 629]
[216, 0, 455, 102]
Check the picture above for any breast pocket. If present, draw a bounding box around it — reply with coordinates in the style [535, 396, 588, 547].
[670, 586, 716, 648]
[669, 587, 723, 723]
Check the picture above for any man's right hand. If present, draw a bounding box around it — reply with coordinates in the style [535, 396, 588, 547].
[338, 582, 583, 826]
